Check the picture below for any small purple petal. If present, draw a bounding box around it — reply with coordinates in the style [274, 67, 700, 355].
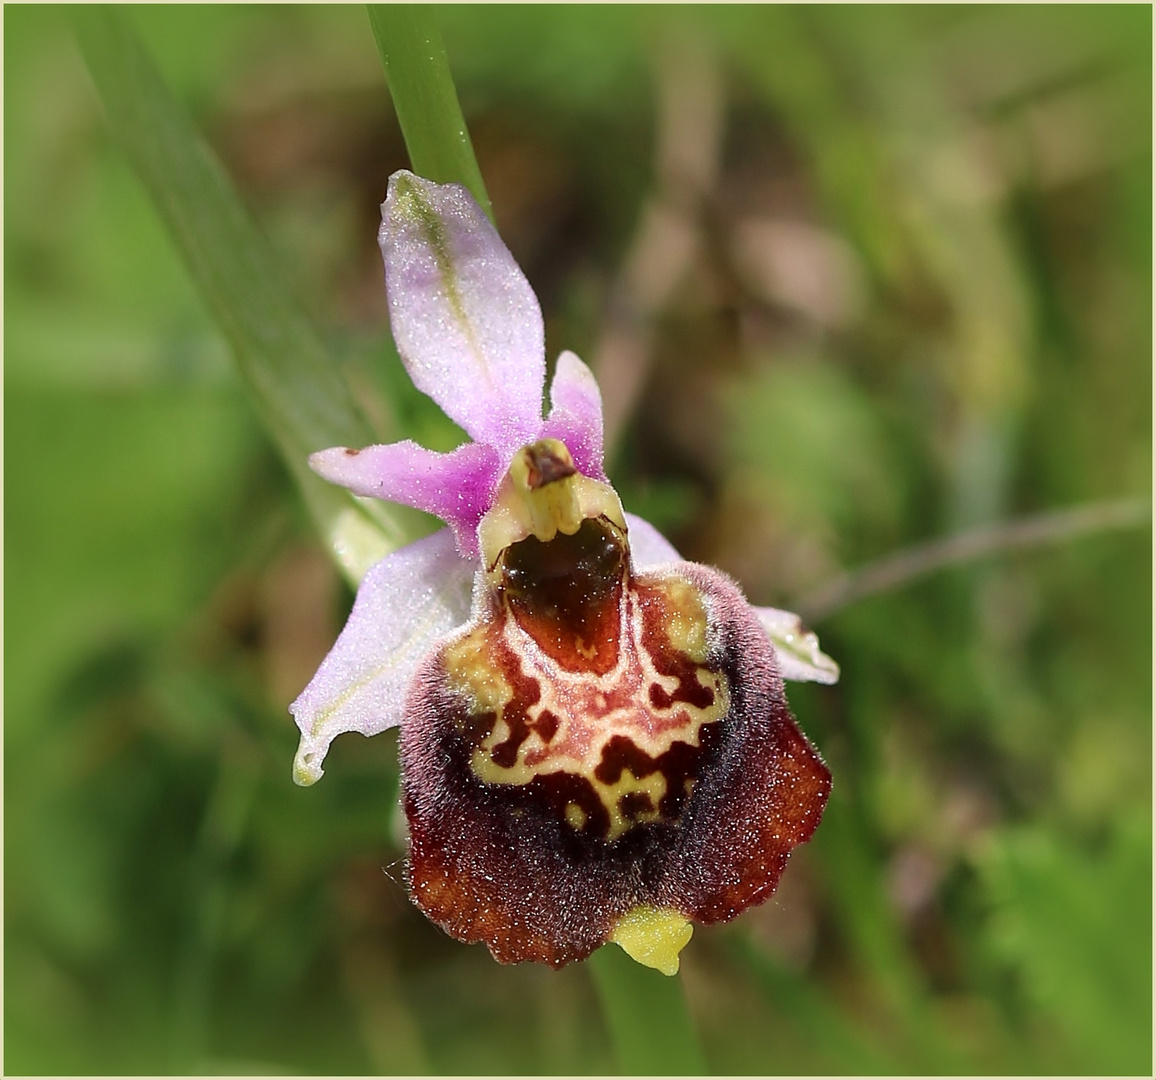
[290, 529, 476, 785]
[625, 512, 683, 569]
[380, 172, 546, 460]
[310, 441, 502, 558]
[540, 350, 607, 481]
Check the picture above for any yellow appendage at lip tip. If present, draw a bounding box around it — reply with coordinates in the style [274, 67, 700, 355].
[609, 905, 693, 976]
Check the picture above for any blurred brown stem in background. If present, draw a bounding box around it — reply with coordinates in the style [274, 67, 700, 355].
[593, 29, 724, 457]
[799, 496, 1151, 623]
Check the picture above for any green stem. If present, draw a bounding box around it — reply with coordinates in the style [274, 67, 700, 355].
[367, 4, 492, 220]
[587, 945, 707, 1074]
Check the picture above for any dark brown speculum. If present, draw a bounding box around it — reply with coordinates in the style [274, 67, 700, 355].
[500, 518, 625, 675]
[399, 443, 831, 968]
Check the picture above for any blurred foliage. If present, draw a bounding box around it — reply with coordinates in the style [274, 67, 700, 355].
[5, 4, 1151, 1074]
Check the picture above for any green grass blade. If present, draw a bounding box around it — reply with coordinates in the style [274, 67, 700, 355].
[366, 4, 492, 219]
[587, 945, 707, 1074]
[70, 5, 409, 578]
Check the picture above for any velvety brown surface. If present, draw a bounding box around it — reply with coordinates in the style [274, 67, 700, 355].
[400, 559, 831, 967]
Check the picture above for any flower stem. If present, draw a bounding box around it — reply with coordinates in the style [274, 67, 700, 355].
[367, 4, 493, 221]
[587, 945, 708, 1074]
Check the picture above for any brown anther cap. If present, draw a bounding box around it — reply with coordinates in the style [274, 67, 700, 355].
[524, 441, 577, 490]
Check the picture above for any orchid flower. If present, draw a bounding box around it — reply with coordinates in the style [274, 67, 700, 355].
[291, 171, 837, 974]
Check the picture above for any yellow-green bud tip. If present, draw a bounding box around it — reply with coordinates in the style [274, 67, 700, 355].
[609, 906, 693, 976]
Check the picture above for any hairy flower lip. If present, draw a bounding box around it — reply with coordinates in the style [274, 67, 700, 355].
[290, 170, 838, 971]
[401, 557, 831, 969]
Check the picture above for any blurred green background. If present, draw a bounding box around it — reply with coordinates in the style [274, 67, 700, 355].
[5, 5, 1151, 1074]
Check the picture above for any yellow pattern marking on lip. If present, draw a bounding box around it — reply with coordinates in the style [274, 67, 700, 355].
[445, 574, 729, 840]
[600, 769, 667, 841]
[443, 626, 513, 717]
[659, 576, 711, 663]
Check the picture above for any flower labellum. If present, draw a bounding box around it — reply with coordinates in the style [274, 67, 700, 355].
[291, 171, 836, 973]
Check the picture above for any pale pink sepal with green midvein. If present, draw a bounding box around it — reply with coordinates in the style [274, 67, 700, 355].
[309, 440, 501, 557]
[289, 528, 475, 786]
[380, 171, 546, 462]
[626, 512, 839, 685]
